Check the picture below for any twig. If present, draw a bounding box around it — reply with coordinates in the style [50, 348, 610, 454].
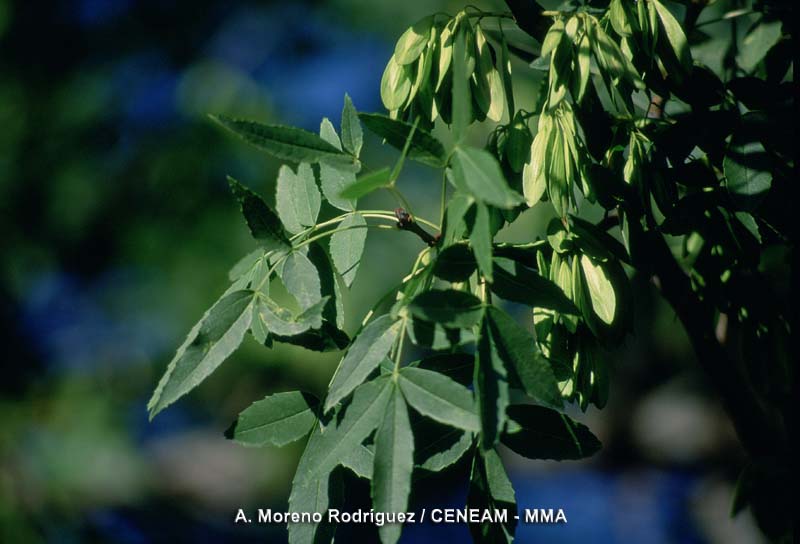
[394, 207, 440, 246]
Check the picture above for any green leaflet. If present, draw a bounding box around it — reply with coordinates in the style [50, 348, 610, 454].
[329, 213, 368, 288]
[737, 19, 783, 73]
[441, 192, 473, 247]
[279, 250, 322, 311]
[340, 94, 363, 157]
[394, 15, 434, 65]
[228, 248, 264, 282]
[502, 404, 601, 460]
[274, 322, 350, 353]
[408, 289, 484, 329]
[341, 443, 375, 480]
[325, 315, 401, 411]
[211, 115, 352, 167]
[416, 352, 474, 387]
[579, 255, 616, 325]
[226, 391, 319, 447]
[319, 117, 342, 150]
[339, 167, 392, 200]
[651, 0, 692, 73]
[469, 202, 494, 282]
[148, 290, 255, 418]
[250, 300, 271, 345]
[432, 244, 477, 282]
[302, 377, 394, 483]
[398, 367, 480, 432]
[320, 112, 358, 211]
[227, 177, 291, 252]
[450, 146, 523, 209]
[320, 161, 357, 211]
[288, 424, 341, 544]
[723, 130, 773, 211]
[372, 384, 414, 544]
[276, 163, 321, 234]
[467, 449, 517, 543]
[358, 113, 446, 167]
[490, 258, 578, 314]
[476, 314, 510, 450]
[416, 425, 474, 472]
[407, 319, 470, 351]
[254, 296, 327, 337]
[484, 307, 562, 409]
[307, 242, 345, 330]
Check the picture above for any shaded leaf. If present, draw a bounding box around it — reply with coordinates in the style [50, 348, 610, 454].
[408, 289, 484, 329]
[503, 404, 601, 460]
[274, 322, 350, 352]
[416, 424, 474, 472]
[416, 353, 475, 387]
[433, 244, 477, 282]
[228, 177, 291, 252]
[484, 307, 562, 409]
[724, 131, 773, 211]
[490, 258, 578, 314]
[467, 448, 517, 543]
[476, 315, 510, 450]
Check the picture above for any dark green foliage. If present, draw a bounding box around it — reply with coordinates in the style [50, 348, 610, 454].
[150, 3, 793, 542]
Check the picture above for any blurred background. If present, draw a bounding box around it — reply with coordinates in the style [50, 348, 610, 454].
[0, 0, 773, 542]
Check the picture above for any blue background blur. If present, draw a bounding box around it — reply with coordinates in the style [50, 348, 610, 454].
[0, 0, 767, 542]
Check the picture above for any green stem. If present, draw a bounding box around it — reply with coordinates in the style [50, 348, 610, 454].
[392, 319, 407, 376]
[294, 223, 391, 251]
[439, 170, 447, 229]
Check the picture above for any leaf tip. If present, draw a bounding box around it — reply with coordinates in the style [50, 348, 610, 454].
[224, 419, 238, 440]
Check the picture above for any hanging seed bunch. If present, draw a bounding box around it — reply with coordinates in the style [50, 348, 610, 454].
[381, 11, 508, 130]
